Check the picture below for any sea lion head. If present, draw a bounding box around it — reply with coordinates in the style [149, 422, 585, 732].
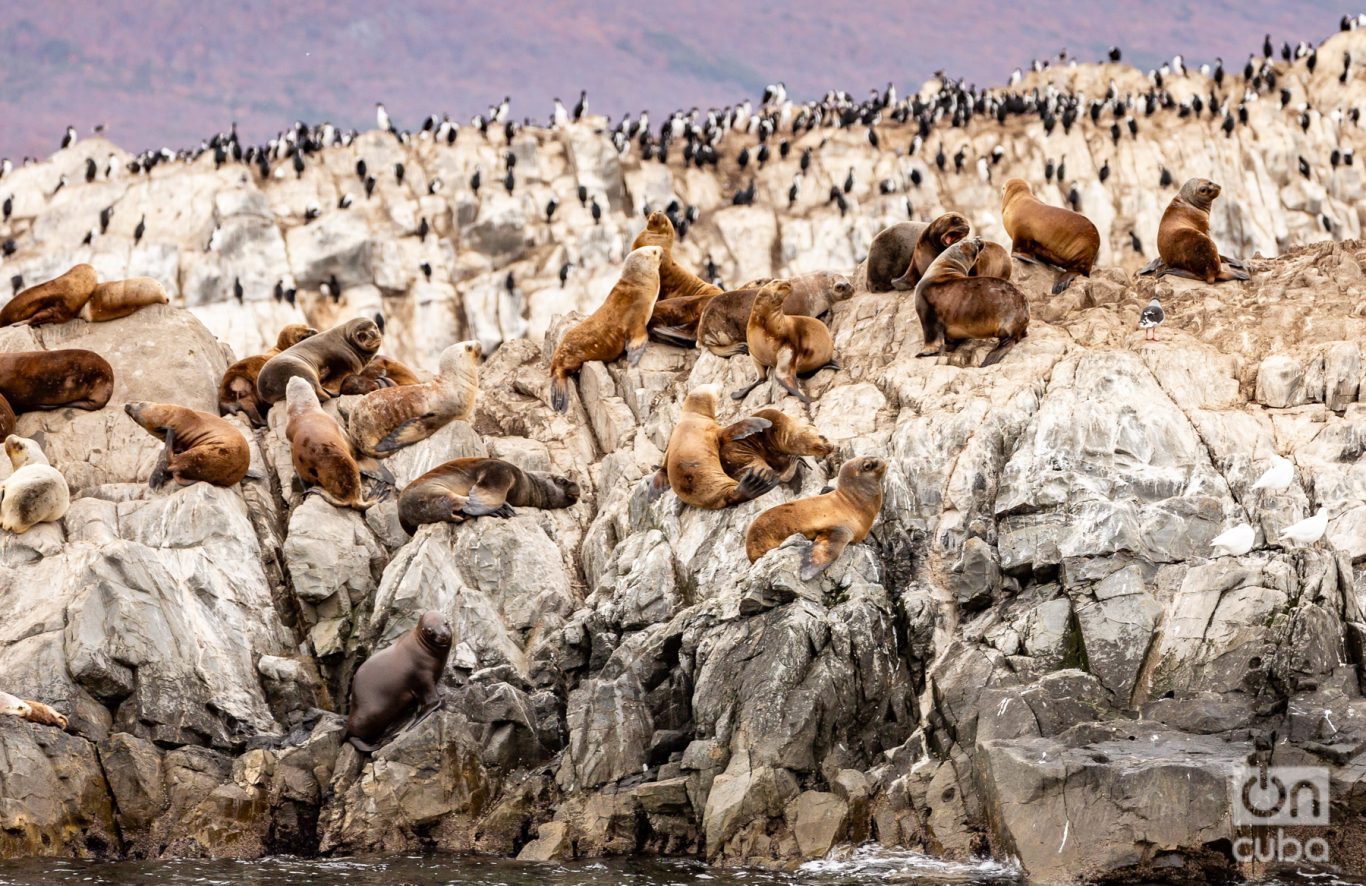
[284, 376, 321, 416]
[536, 472, 582, 507]
[624, 245, 664, 279]
[929, 237, 983, 280]
[344, 318, 384, 358]
[277, 324, 319, 349]
[438, 340, 483, 376]
[927, 212, 971, 250]
[828, 274, 854, 301]
[415, 610, 453, 653]
[4, 434, 45, 468]
[646, 211, 674, 238]
[755, 279, 793, 308]
[1001, 178, 1031, 204]
[122, 400, 165, 432]
[0, 693, 31, 719]
[838, 455, 888, 489]
[682, 383, 721, 418]
[1178, 178, 1221, 212]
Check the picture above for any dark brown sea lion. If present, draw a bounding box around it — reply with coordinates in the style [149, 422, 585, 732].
[914, 238, 1029, 367]
[397, 457, 580, 534]
[124, 401, 251, 489]
[0, 395, 14, 440]
[337, 354, 423, 394]
[218, 324, 319, 426]
[0, 349, 114, 412]
[344, 610, 452, 752]
[81, 277, 169, 321]
[719, 407, 834, 486]
[257, 317, 382, 405]
[876, 212, 972, 292]
[0, 264, 97, 327]
[1142, 178, 1251, 283]
[549, 245, 662, 413]
[1000, 178, 1100, 294]
[731, 280, 837, 403]
[745, 455, 886, 579]
[645, 384, 778, 509]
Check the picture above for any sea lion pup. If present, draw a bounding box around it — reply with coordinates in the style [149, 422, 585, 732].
[0, 690, 68, 730]
[284, 377, 375, 510]
[1142, 178, 1251, 283]
[731, 280, 838, 403]
[914, 237, 1029, 367]
[646, 384, 779, 509]
[257, 317, 383, 405]
[745, 455, 887, 580]
[344, 610, 452, 752]
[338, 354, 423, 395]
[124, 401, 250, 489]
[696, 272, 853, 358]
[81, 277, 169, 322]
[0, 263, 97, 327]
[0, 395, 14, 440]
[347, 340, 481, 458]
[1000, 178, 1100, 294]
[969, 241, 1014, 280]
[880, 212, 972, 292]
[397, 457, 580, 534]
[632, 210, 723, 302]
[0, 435, 70, 534]
[218, 324, 319, 426]
[0, 350, 114, 412]
[549, 245, 663, 413]
[719, 408, 835, 486]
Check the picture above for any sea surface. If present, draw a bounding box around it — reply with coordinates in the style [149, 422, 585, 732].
[0, 847, 1359, 885]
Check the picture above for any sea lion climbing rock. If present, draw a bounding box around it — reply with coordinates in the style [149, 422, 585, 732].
[731, 280, 837, 403]
[344, 610, 453, 752]
[284, 376, 375, 510]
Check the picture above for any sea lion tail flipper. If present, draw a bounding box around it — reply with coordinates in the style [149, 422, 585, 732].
[1219, 254, 1248, 270]
[721, 417, 773, 442]
[1218, 264, 1252, 282]
[800, 526, 854, 581]
[550, 376, 570, 413]
[374, 414, 440, 454]
[774, 351, 810, 404]
[980, 337, 1019, 368]
[460, 483, 512, 517]
[357, 456, 396, 486]
[347, 736, 379, 753]
[730, 375, 765, 401]
[650, 326, 696, 348]
[646, 467, 670, 500]
[1050, 272, 1078, 295]
[1136, 258, 1165, 276]
[625, 335, 648, 367]
[732, 467, 780, 504]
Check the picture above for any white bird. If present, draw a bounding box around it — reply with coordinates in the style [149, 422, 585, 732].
[552, 98, 569, 128]
[376, 102, 391, 133]
[1279, 509, 1328, 547]
[1251, 455, 1293, 492]
[1210, 523, 1255, 557]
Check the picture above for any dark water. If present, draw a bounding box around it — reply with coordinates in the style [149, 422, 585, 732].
[0, 849, 1358, 885]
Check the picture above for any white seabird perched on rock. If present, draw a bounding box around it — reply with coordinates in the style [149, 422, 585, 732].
[1138, 297, 1164, 340]
[1279, 509, 1328, 548]
[1210, 524, 1255, 557]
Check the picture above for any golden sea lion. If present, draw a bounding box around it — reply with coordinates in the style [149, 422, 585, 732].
[0, 690, 68, 730]
[719, 407, 834, 486]
[124, 401, 251, 489]
[81, 277, 169, 321]
[397, 457, 580, 534]
[1000, 179, 1100, 294]
[645, 384, 779, 509]
[745, 455, 887, 579]
[1143, 178, 1251, 283]
[0, 264, 97, 327]
[338, 354, 423, 394]
[284, 376, 375, 510]
[731, 280, 837, 403]
[347, 341, 481, 458]
[914, 237, 1029, 367]
[696, 271, 852, 358]
[632, 211, 723, 301]
[257, 317, 382, 405]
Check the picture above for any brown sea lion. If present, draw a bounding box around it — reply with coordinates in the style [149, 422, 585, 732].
[645, 384, 779, 509]
[218, 324, 319, 426]
[284, 376, 375, 509]
[877, 213, 972, 292]
[257, 317, 382, 405]
[0, 264, 97, 327]
[632, 211, 723, 301]
[1000, 179, 1100, 294]
[731, 280, 838, 403]
[0, 691, 68, 730]
[696, 272, 853, 358]
[1142, 178, 1251, 283]
[0, 394, 14, 440]
[719, 407, 834, 486]
[397, 457, 580, 535]
[337, 354, 423, 395]
[347, 341, 480, 458]
[344, 610, 452, 752]
[549, 245, 663, 413]
[1, 435, 69, 534]
[124, 401, 251, 489]
[969, 241, 1013, 280]
[915, 238, 1029, 367]
[745, 455, 887, 580]
[0, 349, 114, 412]
[81, 277, 169, 322]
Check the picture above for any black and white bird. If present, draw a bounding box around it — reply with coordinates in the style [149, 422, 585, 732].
[470, 167, 481, 195]
[417, 217, 429, 239]
[233, 277, 244, 304]
[419, 261, 432, 280]
[338, 192, 354, 209]
[1138, 297, 1165, 340]
[545, 197, 559, 222]
[590, 198, 602, 225]
[133, 214, 146, 244]
[61, 126, 77, 149]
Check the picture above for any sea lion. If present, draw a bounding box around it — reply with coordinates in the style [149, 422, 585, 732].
[1142, 178, 1251, 283]
[632, 211, 723, 301]
[731, 280, 838, 403]
[0, 435, 69, 533]
[344, 610, 452, 752]
[969, 241, 1014, 280]
[124, 401, 251, 489]
[397, 457, 580, 534]
[645, 384, 779, 509]
[337, 354, 423, 395]
[218, 324, 319, 426]
[876, 212, 972, 292]
[0, 690, 68, 730]
[914, 237, 1029, 366]
[696, 272, 853, 358]
[347, 340, 481, 458]
[81, 277, 169, 322]
[745, 455, 887, 580]
[0, 263, 97, 327]
[284, 376, 375, 509]
[1000, 179, 1100, 294]
[257, 317, 383, 405]
[0, 395, 14, 440]
[0, 350, 114, 412]
[719, 407, 835, 486]
[549, 245, 663, 413]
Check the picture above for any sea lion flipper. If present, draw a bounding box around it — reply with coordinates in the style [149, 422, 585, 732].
[731, 467, 779, 505]
[800, 526, 855, 581]
[550, 377, 570, 413]
[626, 335, 648, 367]
[1136, 258, 1165, 276]
[1219, 254, 1248, 270]
[646, 467, 670, 500]
[721, 417, 773, 443]
[460, 483, 511, 517]
[1217, 264, 1251, 282]
[374, 414, 440, 453]
[650, 326, 696, 348]
[1051, 272, 1079, 295]
[730, 374, 765, 401]
[149, 428, 176, 490]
